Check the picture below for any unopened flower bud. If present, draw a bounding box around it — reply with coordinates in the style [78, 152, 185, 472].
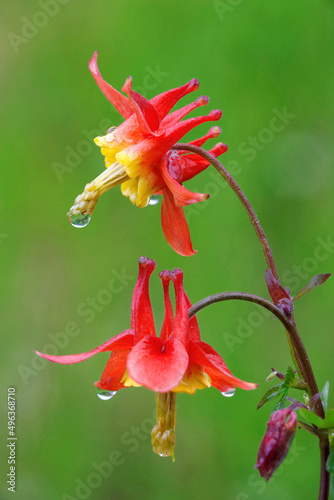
[255, 408, 297, 481]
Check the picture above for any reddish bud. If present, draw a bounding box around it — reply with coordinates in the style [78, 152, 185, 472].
[255, 408, 297, 481]
[265, 270, 294, 319]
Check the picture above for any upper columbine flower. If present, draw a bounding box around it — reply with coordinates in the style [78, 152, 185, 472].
[36, 257, 257, 459]
[68, 52, 227, 256]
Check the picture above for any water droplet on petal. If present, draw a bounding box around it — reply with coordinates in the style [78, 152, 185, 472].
[149, 195, 160, 206]
[69, 213, 91, 228]
[221, 388, 235, 398]
[97, 390, 117, 401]
[107, 126, 117, 134]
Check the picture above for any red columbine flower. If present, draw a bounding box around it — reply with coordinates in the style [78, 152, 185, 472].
[36, 257, 257, 459]
[255, 408, 297, 481]
[68, 52, 227, 256]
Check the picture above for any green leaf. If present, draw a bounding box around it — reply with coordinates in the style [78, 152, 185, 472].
[299, 408, 327, 429]
[330, 474, 334, 500]
[293, 273, 331, 301]
[274, 388, 289, 411]
[283, 366, 296, 387]
[325, 409, 334, 429]
[322, 380, 330, 413]
[327, 449, 334, 473]
[257, 384, 284, 409]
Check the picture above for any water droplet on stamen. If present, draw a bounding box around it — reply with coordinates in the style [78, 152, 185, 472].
[221, 388, 235, 398]
[149, 195, 160, 206]
[69, 213, 91, 228]
[97, 390, 117, 401]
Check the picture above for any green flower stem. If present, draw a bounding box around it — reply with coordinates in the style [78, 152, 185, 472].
[188, 292, 330, 500]
[172, 144, 279, 281]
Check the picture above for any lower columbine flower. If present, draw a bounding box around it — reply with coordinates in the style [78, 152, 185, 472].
[255, 408, 297, 481]
[36, 257, 257, 459]
[68, 52, 227, 256]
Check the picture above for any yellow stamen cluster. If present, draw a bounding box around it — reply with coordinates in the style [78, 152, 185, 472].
[172, 366, 211, 394]
[151, 392, 177, 461]
[67, 161, 129, 218]
[120, 370, 142, 388]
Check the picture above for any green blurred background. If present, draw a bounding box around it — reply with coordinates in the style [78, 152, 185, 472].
[1, 1, 334, 499]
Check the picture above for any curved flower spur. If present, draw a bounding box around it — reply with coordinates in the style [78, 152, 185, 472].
[36, 257, 257, 460]
[68, 52, 227, 256]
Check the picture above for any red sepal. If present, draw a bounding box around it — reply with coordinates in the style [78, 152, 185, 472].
[96, 350, 130, 391]
[88, 52, 134, 119]
[35, 330, 134, 364]
[189, 341, 258, 391]
[159, 154, 209, 206]
[161, 188, 196, 257]
[122, 77, 160, 134]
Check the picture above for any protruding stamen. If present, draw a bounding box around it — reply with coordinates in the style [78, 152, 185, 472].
[151, 392, 177, 461]
[67, 161, 130, 218]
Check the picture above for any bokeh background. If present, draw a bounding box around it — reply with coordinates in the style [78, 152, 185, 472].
[1, 1, 334, 499]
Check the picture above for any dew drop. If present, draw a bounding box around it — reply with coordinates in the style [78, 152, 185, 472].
[107, 126, 117, 134]
[97, 390, 117, 401]
[69, 213, 91, 228]
[221, 388, 235, 398]
[149, 195, 160, 206]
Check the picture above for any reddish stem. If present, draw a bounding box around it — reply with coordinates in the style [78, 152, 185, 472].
[172, 144, 279, 280]
[188, 292, 330, 500]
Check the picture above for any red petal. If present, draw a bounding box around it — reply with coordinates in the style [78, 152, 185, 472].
[159, 154, 209, 206]
[189, 341, 258, 391]
[184, 293, 201, 342]
[161, 188, 196, 257]
[122, 77, 160, 134]
[159, 270, 174, 343]
[187, 126, 222, 148]
[96, 350, 130, 391]
[150, 78, 200, 119]
[171, 268, 189, 345]
[131, 257, 157, 342]
[160, 96, 209, 128]
[127, 336, 189, 392]
[88, 52, 134, 119]
[35, 330, 134, 364]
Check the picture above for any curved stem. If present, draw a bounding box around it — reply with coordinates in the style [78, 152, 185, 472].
[189, 292, 321, 412]
[188, 292, 330, 499]
[172, 144, 279, 280]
